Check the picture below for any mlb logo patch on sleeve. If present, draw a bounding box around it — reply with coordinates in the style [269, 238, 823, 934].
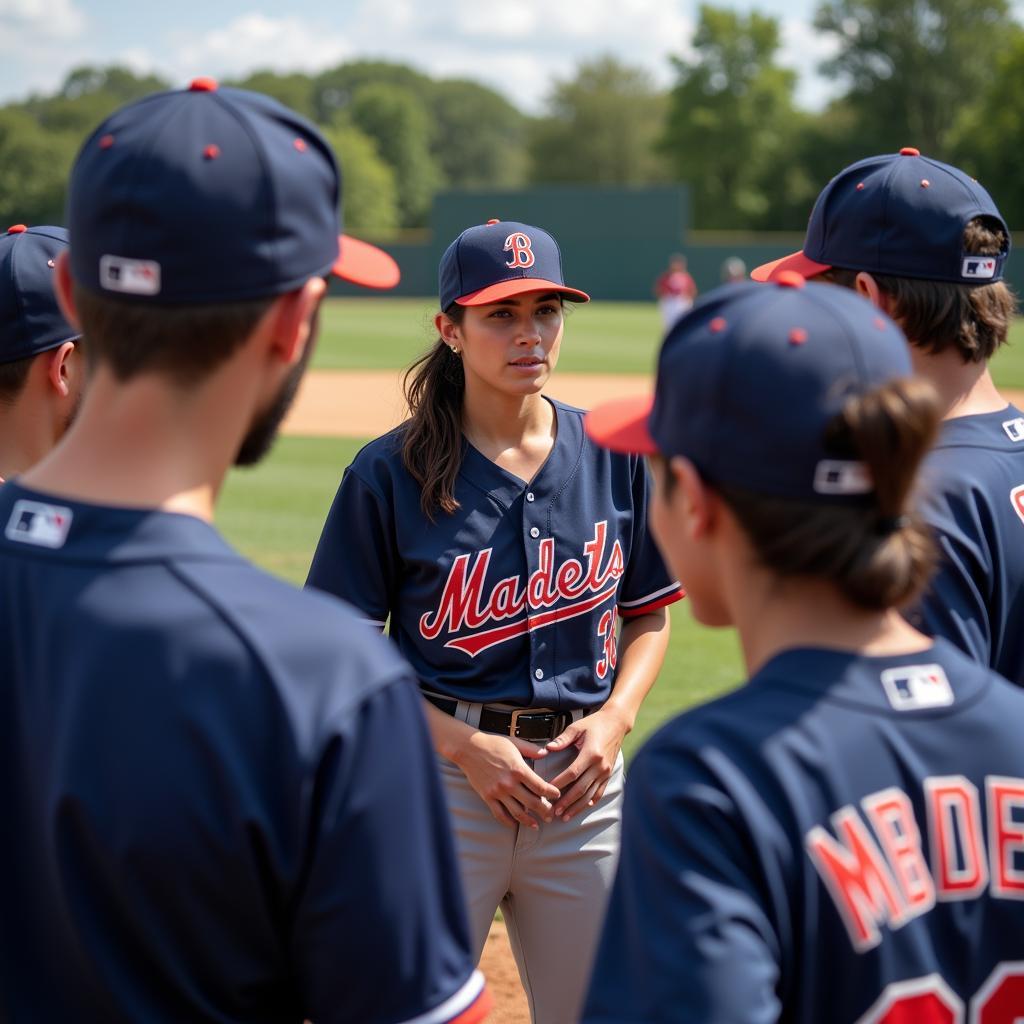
[1003, 418, 1024, 442]
[880, 664, 954, 710]
[962, 256, 997, 279]
[5, 500, 73, 548]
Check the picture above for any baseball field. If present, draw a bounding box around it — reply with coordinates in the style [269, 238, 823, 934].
[218, 295, 1024, 756]
[215, 296, 1024, 1022]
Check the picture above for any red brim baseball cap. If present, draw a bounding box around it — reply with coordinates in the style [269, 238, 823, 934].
[750, 250, 831, 283]
[584, 395, 657, 455]
[456, 278, 590, 305]
[332, 234, 401, 289]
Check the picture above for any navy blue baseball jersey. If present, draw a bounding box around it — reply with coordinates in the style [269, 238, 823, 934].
[0, 481, 487, 1024]
[583, 638, 1024, 1023]
[906, 404, 1024, 685]
[306, 398, 682, 708]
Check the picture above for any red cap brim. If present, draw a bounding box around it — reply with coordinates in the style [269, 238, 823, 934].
[750, 250, 831, 283]
[456, 278, 590, 305]
[584, 396, 657, 455]
[331, 234, 401, 289]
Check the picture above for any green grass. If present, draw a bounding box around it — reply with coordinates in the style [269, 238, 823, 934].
[314, 297, 663, 376]
[992, 320, 1024, 389]
[217, 434, 744, 759]
[318, 297, 1024, 388]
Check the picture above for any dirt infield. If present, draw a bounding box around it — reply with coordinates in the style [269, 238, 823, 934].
[480, 919, 530, 1023]
[282, 370, 1024, 439]
[281, 369, 650, 438]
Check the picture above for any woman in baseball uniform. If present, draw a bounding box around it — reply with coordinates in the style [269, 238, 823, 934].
[308, 219, 682, 1023]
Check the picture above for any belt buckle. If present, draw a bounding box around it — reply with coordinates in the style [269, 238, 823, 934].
[508, 708, 564, 740]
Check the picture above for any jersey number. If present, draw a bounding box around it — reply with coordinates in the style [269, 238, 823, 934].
[595, 608, 618, 680]
[857, 964, 1024, 1023]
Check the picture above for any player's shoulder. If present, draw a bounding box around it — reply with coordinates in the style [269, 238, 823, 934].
[341, 422, 416, 498]
[930, 404, 1024, 462]
[347, 423, 408, 476]
[550, 397, 643, 470]
[174, 555, 410, 706]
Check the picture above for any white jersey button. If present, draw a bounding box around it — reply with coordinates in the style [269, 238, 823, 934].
[534, 668, 544, 680]
[526, 492, 535, 502]
[529, 527, 540, 538]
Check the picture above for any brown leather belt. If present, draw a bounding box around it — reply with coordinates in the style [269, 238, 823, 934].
[424, 693, 592, 742]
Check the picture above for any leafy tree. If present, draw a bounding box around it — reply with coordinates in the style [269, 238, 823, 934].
[323, 121, 400, 234]
[312, 61, 433, 125]
[428, 79, 527, 188]
[230, 71, 317, 121]
[347, 82, 442, 226]
[949, 31, 1024, 226]
[661, 6, 798, 228]
[0, 109, 79, 226]
[529, 56, 667, 185]
[814, 0, 1017, 156]
[24, 65, 168, 136]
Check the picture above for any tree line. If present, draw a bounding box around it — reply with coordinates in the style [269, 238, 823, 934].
[1, 0, 1021, 234]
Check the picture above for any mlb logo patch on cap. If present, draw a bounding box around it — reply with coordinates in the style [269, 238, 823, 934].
[962, 257, 998, 280]
[5, 500, 73, 549]
[880, 664, 954, 711]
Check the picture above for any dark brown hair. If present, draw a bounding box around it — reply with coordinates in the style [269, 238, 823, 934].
[0, 355, 34, 405]
[401, 305, 466, 519]
[821, 217, 1016, 363]
[72, 285, 274, 385]
[709, 377, 942, 610]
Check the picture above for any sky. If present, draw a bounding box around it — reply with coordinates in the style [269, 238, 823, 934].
[0, 0, 844, 113]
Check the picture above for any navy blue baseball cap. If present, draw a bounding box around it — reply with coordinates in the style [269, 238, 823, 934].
[585, 272, 912, 502]
[67, 78, 399, 305]
[0, 224, 79, 365]
[439, 219, 589, 310]
[752, 148, 1010, 285]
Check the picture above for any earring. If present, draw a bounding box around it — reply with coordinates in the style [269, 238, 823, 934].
[450, 346, 460, 355]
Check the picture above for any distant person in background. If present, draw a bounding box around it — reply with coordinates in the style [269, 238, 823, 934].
[0, 225, 84, 484]
[720, 256, 747, 283]
[653, 253, 697, 331]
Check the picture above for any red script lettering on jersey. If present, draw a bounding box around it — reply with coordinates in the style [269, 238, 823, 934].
[419, 520, 625, 657]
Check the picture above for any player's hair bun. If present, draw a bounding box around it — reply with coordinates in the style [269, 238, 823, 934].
[719, 377, 942, 610]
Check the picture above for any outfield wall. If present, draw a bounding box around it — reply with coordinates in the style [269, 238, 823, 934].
[334, 187, 1022, 301]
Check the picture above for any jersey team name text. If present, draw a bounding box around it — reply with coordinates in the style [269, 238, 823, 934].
[806, 775, 1024, 952]
[420, 520, 625, 656]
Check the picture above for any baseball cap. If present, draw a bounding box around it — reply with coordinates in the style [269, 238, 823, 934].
[439, 220, 590, 310]
[0, 224, 79, 365]
[585, 272, 912, 502]
[751, 148, 1010, 285]
[67, 78, 400, 305]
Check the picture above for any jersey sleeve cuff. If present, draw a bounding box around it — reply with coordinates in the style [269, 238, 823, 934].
[396, 970, 492, 1024]
[618, 582, 685, 618]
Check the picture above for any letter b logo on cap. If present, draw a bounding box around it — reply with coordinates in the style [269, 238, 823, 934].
[504, 232, 535, 269]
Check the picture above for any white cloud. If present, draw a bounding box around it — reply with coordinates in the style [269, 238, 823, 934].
[779, 17, 843, 110]
[168, 13, 353, 82]
[0, 2, 836, 116]
[0, 0, 85, 38]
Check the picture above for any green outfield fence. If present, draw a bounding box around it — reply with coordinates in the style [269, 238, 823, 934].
[333, 186, 1024, 301]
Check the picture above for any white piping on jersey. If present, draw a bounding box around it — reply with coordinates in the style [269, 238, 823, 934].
[394, 969, 486, 1024]
[618, 581, 682, 608]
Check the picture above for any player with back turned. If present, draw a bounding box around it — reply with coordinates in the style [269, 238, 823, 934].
[0, 80, 489, 1024]
[0, 224, 85, 483]
[753, 149, 1024, 685]
[582, 277, 1024, 1023]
